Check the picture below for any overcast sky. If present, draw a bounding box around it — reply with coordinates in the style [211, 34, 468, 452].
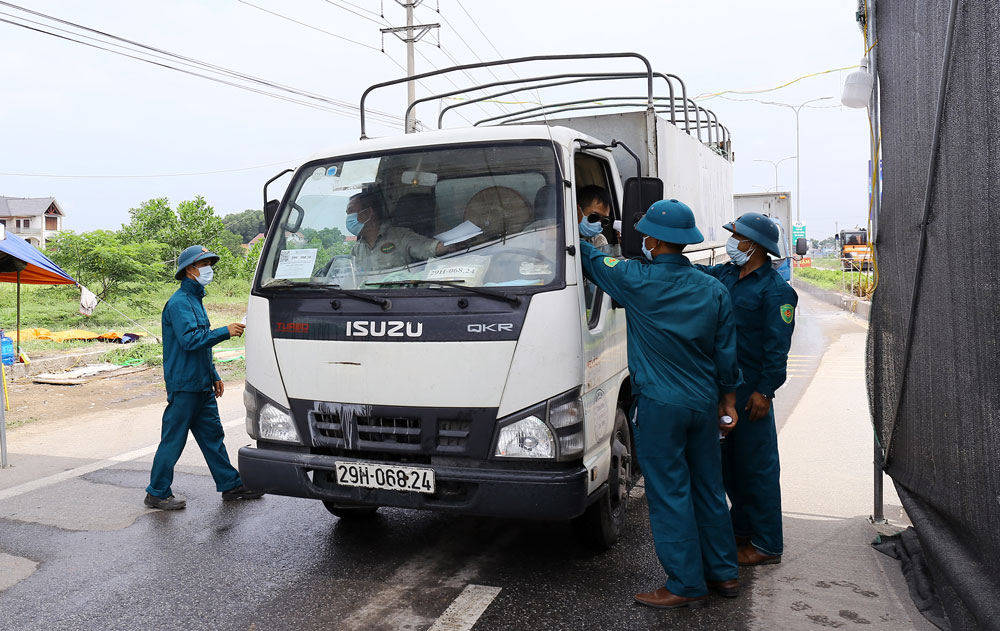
[0, 0, 872, 239]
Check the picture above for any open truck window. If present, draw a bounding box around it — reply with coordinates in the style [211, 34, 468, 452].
[257, 142, 563, 292]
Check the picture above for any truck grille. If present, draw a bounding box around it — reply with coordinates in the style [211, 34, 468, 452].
[309, 409, 470, 453]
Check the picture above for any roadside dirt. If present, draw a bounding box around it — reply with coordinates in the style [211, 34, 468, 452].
[3, 362, 244, 430]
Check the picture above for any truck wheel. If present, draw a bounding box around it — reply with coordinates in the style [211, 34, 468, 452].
[580, 407, 632, 549]
[322, 501, 379, 518]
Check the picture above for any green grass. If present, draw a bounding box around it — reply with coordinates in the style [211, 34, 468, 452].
[794, 266, 873, 297]
[0, 279, 250, 364]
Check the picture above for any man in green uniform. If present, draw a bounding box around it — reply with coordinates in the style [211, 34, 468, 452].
[696, 212, 798, 566]
[144, 245, 264, 510]
[345, 190, 447, 273]
[581, 199, 743, 609]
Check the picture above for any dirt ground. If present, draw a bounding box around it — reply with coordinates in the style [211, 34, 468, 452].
[3, 360, 244, 430]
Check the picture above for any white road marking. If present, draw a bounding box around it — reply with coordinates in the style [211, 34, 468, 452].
[0, 417, 244, 502]
[427, 584, 502, 631]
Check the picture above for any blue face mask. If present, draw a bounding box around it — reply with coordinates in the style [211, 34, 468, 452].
[345, 211, 366, 236]
[726, 236, 755, 266]
[641, 236, 655, 261]
[195, 265, 214, 286]
[579, 216, 603, 238]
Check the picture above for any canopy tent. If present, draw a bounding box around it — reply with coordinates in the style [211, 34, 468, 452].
[0, 230, 76, 285]
[0, 230, 76, 467]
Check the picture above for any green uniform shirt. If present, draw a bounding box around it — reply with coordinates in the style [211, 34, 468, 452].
[351, 223, 439, 273]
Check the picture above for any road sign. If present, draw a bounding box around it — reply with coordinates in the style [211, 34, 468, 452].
[792, 222, 807, 242]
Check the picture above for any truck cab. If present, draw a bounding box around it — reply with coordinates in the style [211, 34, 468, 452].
[238, 54, 734, 547]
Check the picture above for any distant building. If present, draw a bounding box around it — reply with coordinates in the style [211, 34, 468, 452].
[248, 233, 266, 246]
[0, 196, 66, 250]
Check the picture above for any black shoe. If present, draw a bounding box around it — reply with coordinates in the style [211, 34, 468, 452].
[144, 493, 186, 510]
[222, 485, 265, 501]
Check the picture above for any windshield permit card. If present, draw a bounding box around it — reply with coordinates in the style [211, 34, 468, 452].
[519, 262, 551, 276]
[424, 255, 489, 284]
[274, 248, 318, 279]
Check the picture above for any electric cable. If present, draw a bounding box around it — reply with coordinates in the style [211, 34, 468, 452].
[695, 65, 857, 101]
[0, 4, 405, 126]
[0, 159, 303, 179]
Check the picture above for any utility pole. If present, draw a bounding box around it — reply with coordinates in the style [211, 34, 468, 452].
[380, 1, 439, 133]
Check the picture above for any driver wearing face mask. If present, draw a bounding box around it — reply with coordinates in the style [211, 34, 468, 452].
[346, 190, 448, 273]
[695, 212, 798, 569]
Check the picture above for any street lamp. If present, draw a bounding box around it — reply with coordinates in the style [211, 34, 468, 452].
[750, 97, 833, 223]
[754, 156, 796, 194]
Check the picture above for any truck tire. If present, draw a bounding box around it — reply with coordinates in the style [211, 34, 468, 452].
[580, 407, 632, 549]
[322, 501, 379, 519]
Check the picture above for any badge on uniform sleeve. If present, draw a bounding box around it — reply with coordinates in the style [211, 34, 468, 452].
[603, 256, 620, 268]
[780, 304, 794, 324]
[380, 242, 396, 254]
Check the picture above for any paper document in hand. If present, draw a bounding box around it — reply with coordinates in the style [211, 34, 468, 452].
[434, 221, 483, 246]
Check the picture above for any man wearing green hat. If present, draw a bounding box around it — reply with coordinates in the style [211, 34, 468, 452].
[580, 199, 743, 609]
[144, 245, 263, 510]
[696, 212, 798, 566]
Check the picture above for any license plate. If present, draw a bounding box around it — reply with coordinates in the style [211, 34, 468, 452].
[334, 461, 435, 494]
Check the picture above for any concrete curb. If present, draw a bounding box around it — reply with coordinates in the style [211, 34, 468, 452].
[792, 277, 871, 321]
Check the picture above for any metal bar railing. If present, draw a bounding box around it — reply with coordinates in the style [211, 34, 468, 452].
[359, 52, 654, 139]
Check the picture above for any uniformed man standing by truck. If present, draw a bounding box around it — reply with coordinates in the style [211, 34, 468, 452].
[580, 199, 743, 609]
[697, 212, 798, 566]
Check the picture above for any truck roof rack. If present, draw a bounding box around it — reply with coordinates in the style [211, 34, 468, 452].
[358, 52, 729, 158]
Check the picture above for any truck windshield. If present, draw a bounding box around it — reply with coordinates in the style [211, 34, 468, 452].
[257, 142, 563, 292]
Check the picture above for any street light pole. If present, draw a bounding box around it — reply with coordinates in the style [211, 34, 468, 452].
[754, 156, 796, 195]
[750, 97, 832, 223]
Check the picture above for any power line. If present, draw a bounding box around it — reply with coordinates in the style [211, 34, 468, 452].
[322, 0, 385, 26]
[239, 0, 382, 51]
[0, 2, 406, 126]
[0, 9, 395, 123]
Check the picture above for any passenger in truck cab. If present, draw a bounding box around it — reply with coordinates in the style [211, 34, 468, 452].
[345, 190, 449, 272]
[576, 184, 612, 247]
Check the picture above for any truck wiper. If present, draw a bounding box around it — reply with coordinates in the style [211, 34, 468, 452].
[262, 280, 391, 309]
[365, 279, 521, 306]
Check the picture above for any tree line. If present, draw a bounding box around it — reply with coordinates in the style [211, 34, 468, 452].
[48, 197, 269, 299]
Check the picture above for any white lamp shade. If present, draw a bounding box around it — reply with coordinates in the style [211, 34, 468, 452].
[841, 61, 874, 109]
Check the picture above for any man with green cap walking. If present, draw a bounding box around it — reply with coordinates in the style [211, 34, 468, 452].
[580, 199, 743, 609]
[144, 245, 263, 510]
[696, 212, 798, 566]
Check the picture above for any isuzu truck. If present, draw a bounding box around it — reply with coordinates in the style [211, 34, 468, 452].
[238, 53, 735, 546]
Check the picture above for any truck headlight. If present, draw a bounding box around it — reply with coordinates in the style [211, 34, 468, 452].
[495, 416, 555, 459]
[244, 383, 302, 444]
[258, 402, 301, 443]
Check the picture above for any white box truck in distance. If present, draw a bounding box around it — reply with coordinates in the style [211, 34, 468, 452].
[239, 53, 734, 547]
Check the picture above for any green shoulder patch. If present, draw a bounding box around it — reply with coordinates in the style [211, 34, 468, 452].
[780, 304, 794, 324]
[603, 256, 620, 268]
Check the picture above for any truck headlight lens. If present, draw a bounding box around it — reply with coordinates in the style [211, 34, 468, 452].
[258, 402, 301, 444]
[495, 416, 555, 459]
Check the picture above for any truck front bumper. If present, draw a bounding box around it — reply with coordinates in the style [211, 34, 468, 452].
[238, 447, 594, 521]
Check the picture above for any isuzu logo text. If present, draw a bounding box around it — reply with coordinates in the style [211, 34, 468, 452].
[345, 321, 423, 337]
[468, 323, 514, 333]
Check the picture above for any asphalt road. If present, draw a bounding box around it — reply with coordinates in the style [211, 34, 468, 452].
[0, 290, 912, 631]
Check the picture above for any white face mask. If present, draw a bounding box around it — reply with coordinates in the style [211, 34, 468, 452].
[195, 265, 214, 286]
[641, 236, 656, 261]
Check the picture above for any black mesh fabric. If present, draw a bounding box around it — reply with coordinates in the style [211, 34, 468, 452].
[870, 2, 1000, 629]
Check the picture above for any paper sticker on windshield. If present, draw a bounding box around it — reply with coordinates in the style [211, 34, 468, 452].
[519, 262, 551, 276]
[603, 256, 620, 268]
[780, 304, 794, 324]
[426, 264, 483, 281]
[274, 248, 318, 279]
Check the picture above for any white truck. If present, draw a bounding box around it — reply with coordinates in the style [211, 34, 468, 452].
[238, 53, 735, 546]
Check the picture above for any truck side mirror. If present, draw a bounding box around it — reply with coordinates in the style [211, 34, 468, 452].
[621, 176, 664, 259]
[795, 237, 808, 256]
[264, 199, 280, 227]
